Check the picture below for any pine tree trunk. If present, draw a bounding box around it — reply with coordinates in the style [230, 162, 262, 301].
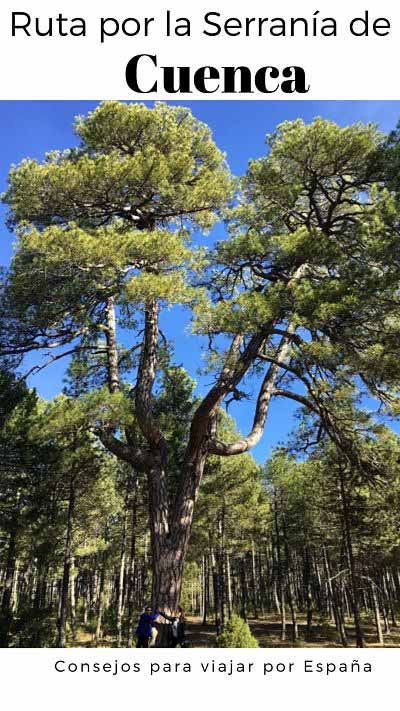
[127, 486, 138, 647]
[11, 559, 19, 614]
[105, 296, 120, 394]
[57, 471, 76, 648]
[380, 586, 391, 635]
[0, 525, 18, 647]
[250, 542, 258, 619]
[273, 500, 286, 641]
[323, 546, 348, 647]
[384, 570, 398, 627]
[152, 545, 186, 646]
[287, 573, 298, 643]
[151, 542, 184, 612]
[217, 512, 226, 626]
[304, 547, 314, 639]
[70, 556, 77, 641]
[240, 557, 248, 622]
[258, 552, 266, 617]
[226, 552, 233, 619]
[281, 515, 298, 642]
[116, 507, 127, 647]
[338, 466, 365, 648]
[83, 576, 89, 626]
[148, 452, 207, 646]
[202, 554, 209, 625]
[371, 581, 384, 645]
[95, 554, 107, 645]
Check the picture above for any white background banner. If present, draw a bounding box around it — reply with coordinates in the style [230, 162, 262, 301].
[0, 648, 397, 710]
[0, 0, 398, 98]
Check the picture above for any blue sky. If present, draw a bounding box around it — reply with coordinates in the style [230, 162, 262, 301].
[1, 100, 399, 461]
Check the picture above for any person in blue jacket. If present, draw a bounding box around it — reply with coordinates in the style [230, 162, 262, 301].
[136, 606, 160, 648]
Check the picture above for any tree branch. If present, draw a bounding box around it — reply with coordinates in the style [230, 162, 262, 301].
[97, 429, 151, 471]
[208, 328, 297, 456]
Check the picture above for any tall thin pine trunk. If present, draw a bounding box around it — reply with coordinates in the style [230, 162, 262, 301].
[57, 470, 76, 648]
[338, 465, 365, 648]
[127, 485, 138, 647]
[116, 507, 128, 647]
[0, 524, 18, 647]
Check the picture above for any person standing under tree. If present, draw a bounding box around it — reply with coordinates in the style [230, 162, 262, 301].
[136, 606, 160, 648]
[159, 606, 187, 647]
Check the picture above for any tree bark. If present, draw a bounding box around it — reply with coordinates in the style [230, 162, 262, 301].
[226, 552, 233, 619]
[273, 498, 286, 641]
[57, 470, 76, 648]
[127, 484, 138, 647]
[70, 556, 77, 641]
[116, 507, 127, 647]
[304, 546, 314, 639]
[338, 465, 365, 648]
[202, 554, 210, 625]
[370, 580, 384, 645]
[105, 296, 120, 394]
[322, 546, 348, 647]
[250, 542, 258, 619]
[0, 524, 18, 647]
[95, 552, 107, 645]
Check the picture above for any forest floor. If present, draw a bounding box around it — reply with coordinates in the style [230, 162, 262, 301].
[185, 615, 400, 648]
[69, 613, 400, 648]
